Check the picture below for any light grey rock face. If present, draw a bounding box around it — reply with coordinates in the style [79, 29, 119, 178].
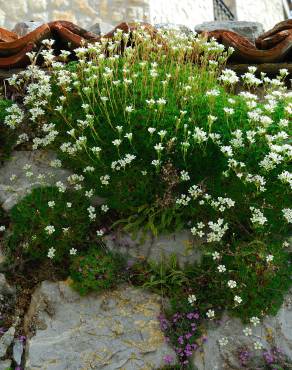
[105, 230, 202, 267]
[12, 21, 43, 36]
[155, 23, 193, 35]
[89, 21, 115, 36]
[0, 359, 11, 369]
[25, 281, 177, 370]
[192, 291, 292, 370]
[13, 339, 24, 366]
[194, 21, 264, 42]
[0, 150, 71, 211]
[0, 326, 15, 358]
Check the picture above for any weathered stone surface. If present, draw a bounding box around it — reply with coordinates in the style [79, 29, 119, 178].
[0, 326, 15, 358]
[25, 281, 177, 369]
[195, 21, 264, 42]
[13, 339, 24, 366]
[155, 23, 193, 35]
[192, 290, 292, 370]
[105, 230, 202, 267]
[0, 150, 71, 211]
[12, 21, 43, 36]
[89, 21, 115, 36]
[0, 359, 11, 369]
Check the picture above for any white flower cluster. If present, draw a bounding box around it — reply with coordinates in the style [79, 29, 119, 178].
[111, 154, 136, 171]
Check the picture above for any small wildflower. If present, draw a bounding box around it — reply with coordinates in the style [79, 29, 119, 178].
[217, 264, 226, 273]
[188, 294, 197, 305]
[250, 316, 260, 326]
[227, 280, 237, 289]
[47, 247, 55, 259]
[45, 225, 55, 235]
[218, 337, 229, 346]
[206, 309, 215, 319]
[96, 229, 104, 237]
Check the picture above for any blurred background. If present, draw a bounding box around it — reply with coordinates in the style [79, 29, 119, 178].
[0, 0, 291, 32]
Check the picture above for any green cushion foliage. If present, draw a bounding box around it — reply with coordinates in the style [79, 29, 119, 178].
[70, 247, 124, 295]
[0, 99, 15, 161]
[5, 186, 91, 263]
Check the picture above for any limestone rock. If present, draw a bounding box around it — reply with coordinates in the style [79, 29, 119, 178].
[13, 339, 24, 366]
[192, 290, 292, 369]
[0, 359, 11, 369]
[195, 21, 264, 42]
[12, 21, 43, 37]
[0, 326, 15, 358]
[25, 281, 177, 369]
[155, 23, 193, 35]
[0, 150, 71, 211]
[105, 230, 202, 267]
[89, 21, 115, 36]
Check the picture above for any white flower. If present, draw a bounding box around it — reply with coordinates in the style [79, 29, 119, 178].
[91, 146, 101, 156]
[101, 204, 109, 213]
[50, 159, 62, 168]
[254, 341, 263, 350]
[212, 251, 220, 260]
[154, 143, 164, 152]
[66, 202, 72, 208]
[180, 170, 190, 181]
[47, 247, 56, 259]
[250, 207, 267, 226]
[227, 280, 237, 289]
[124, 133, 133, 141]
[62, 227, 69, 234]
[42, 39, 55, 48]
[266, 254, 274, 263]
[151, 159, 161, 167]
[218, 264, 226, 273]
[96, 229, 104, 237]
[48, 201, 55, 208]
[45, 225, 55, 235]
[282, 208, 292, 223]
[83, 166, 94, 173]
[0, 226, 6, 232]
[243, 327, 252, 336]
[148, 127, 156, 134]
[218, 337, 229, 347]
[158, 130, 167, 139]
[188, 294, 196, 305]
[250, 316, 260, 326]
[112, 139, 122, 147]
[234, 295, 242, 304]
[100, 175, 110, 185]
[85, 189, 94, 198]
[219, 69, 239, 85]
[207, 219, 228, 243]
[223, 107, 235, 115]
[69, 248, 77, 255]
[206, 309, 215, 319]
[87, 206, 96, 221]
[56, 181, 66, 193]
[125, 105, 134, 113]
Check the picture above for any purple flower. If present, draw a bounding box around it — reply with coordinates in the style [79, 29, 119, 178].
[163, 354, 174, 364]
[178, 336, 184, 345]
[185, 333, 192, 340]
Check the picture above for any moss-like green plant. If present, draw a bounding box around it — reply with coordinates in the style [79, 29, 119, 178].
[5, 186, 91, 263]
[70, 247, 124, 295]
[0, 99, 15, 162]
